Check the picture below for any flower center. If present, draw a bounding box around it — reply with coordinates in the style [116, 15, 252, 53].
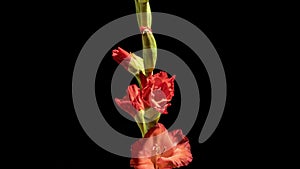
[152, 143, 167, 155]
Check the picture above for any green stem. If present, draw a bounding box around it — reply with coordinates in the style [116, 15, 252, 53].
[134, 111, 148, 137]
[141, 111, 147, 136]
[135, 75, 142, 88]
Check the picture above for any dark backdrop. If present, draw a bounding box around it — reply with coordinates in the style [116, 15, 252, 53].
[31, 0, 282, 168]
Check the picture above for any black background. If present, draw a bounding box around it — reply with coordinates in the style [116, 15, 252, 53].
[21, 0, 291, 168]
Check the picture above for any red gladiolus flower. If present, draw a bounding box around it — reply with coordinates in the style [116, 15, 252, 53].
[115, 71, 175, 117]
[141, 72, 175, 114]
[130, 123, 193, 169]
[115, 84, 144, 117]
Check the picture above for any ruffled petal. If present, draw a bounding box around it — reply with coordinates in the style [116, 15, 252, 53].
[127, 84, 144, 111]
[149, 88, 169, 114]
[157, 131, 193, 168]
[130, 158, 155, 169]
[141, 71, 175, 114]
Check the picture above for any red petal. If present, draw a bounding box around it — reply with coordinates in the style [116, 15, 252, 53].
[139, 73, 148, 88]
[127, 85, 144, 111]
[140, 71, 176, 114]
[157, 130, 193, 168]
[112, 47, 131, 65]
[130, 158, 155, 169]
[114, 84, 144, 117]
[144, 123, 167, 137]
[114, 96, 138, 117]
[117, 47, 130, 56]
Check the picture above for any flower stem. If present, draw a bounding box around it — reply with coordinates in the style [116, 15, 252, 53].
[134, 111, 148, 137]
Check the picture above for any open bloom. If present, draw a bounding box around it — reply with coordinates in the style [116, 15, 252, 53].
[130, 123, 192, 169]
[141, 72, 175, 114]
[115, 71, 175, 118]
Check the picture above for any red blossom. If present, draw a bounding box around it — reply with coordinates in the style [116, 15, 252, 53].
[130, 123, 193, 169]
[115, 71, 175, 117]
[141, 72, 175, 114]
